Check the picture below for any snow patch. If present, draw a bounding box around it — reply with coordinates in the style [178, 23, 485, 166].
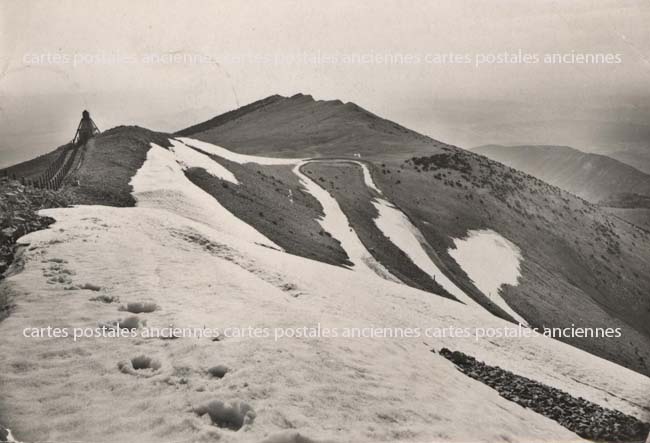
[0, 427, 21, 443]
[372, 198, 474, 304]
[449, 229, 526, 324]
[169, 139, 239, 184]
[194, 400, 256, 431]
[1, 138, 647, 441]
[292, 162, 391, 277]
[118, 355, 162, 377]
[165, 140, 391, 277]
[354, 161, 382, 194]
[298, 159, 382, 194]
[207, 365, 229, 379]
[119, 302, 157, 314]
[130, 143, 279, 249]
[177, 137, 302, 165]
[1, 205, 648, 442]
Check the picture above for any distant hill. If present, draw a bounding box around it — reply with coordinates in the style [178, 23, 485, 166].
[473, 144, 650, 204]
[607, 147, 650, 175]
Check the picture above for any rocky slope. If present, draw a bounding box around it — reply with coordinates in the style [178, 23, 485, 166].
[0, 179, 70, 277]
[439, 348, 649, 441]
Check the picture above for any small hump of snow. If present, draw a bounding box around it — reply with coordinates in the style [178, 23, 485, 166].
[169, 139, 238, 184]
[353, 161, 382, 194]
[129, 143, 279, 249]
[449, 229, 525, 324]
[177, 137, 302, 166]
[372, 198, 473, 304]
[292, 162, 378, 274]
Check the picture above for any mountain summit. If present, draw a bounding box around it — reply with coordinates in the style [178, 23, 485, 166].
[177, 93, 436, 158]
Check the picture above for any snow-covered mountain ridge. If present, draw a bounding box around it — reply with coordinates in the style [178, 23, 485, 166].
[1, 94, 649, 442]
[0, 136, 648, 442]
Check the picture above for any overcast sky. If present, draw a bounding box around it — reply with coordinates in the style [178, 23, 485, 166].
[2, 0, 649, 166]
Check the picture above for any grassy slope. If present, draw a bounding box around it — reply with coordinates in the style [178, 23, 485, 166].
[1, 126, 171, 207]
[66, 126, 171, 206]
[605, 207, 650, 231]
[301, 161, 455, 299]
[301, 161, 522, 320]
[375, 149, 650, 376]
[180, 95, 650, 376]
[185, 158, 351, 267]
[176, 95, 285, 137]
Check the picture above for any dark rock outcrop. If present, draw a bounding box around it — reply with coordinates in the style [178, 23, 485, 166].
[0, 178, 70, 278]
[438, 348, 650, 442]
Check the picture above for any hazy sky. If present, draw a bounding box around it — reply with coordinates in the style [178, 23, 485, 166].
[2, 0, 649, 166]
